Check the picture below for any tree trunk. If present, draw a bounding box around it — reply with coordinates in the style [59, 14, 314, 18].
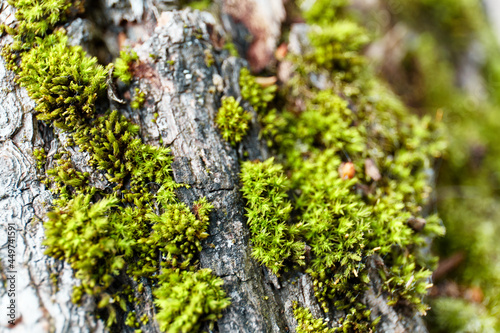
[0, 0, 428, 332]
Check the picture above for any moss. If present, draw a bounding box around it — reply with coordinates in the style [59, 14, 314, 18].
[427, 297, 498, 333]
[215, 96, 252, 146]
[125, 311, 140, 329]
[113, 50, 139, 85]
[33, 147, 47, 169]
[144, 198, 213, 269]
[223, 40, 239, 57]
[1, 0, 72, 70]
[154, 268, 230, 333]
[178, 0, 212, 11]
[301, 0, 348, 26]
[239, 68, 277, 113]
[293, 303, 335, 333]
[305, 21, 369, 81]
[3, 1, 230, 331]
[16, 32, 107, 130]
[43, 195, 124, 298]
[131, 88, 146, 110]
[240, 158, 305, 275]
[375, 2, 500, 330]
[239, 2, 446, 329]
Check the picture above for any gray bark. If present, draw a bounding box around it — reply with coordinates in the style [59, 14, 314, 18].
[0, 1, 429, 332]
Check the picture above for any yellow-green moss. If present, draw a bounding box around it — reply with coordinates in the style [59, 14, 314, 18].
[380, 1, 500, 330]
[240, 1, 446, 330]
[131, 88, 146, 110]
[215, 96, 252, 145]
[293, 303, 336, 333]
[2, 1, 230, 331]
[113, 50, 138, 85]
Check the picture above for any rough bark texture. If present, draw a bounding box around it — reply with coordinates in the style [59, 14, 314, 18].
[0, 0, 430, 332]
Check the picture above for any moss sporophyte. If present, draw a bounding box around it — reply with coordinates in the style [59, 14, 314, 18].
[2, 0, 229, 331]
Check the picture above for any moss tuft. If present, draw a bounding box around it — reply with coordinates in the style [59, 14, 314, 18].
[131, 88, 146, 110]
[17, 32, 107, 130]
[240, 158, 305, 275]
[215, 96, 252, 146]
[113, 50, 139, 85]
[154, 268, 230, 333]
[293, 303, 335, 333]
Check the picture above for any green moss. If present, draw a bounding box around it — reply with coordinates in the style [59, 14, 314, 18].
[239, 68, 277, 113]
[154, 268, 230, 333]
[240, 158, 305, 275]
[223, 40, 239, 57]
[305, 21, 369, 81]
[375, 2, 500, 329]
[3, 1, 230, 331]
[293, 303, 335, 333]
[131, 88, 146, 110]
[43, 195, 124, 298]
[215, 96, 252, 145]
[239, 2, 446, 329]
[178, 0, 212, 11]
[427, 297, 499, 333]
[144, 198, 213, 269]
[113, 50, 139, 85]
[1, 0, 72, 70]
[125, 311, 140, 328]
[33, 147, 47, 169]
[301, 0, 348, 26]
[16, 32, 107, 130]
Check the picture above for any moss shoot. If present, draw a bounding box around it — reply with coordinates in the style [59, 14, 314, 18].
[215, 96, 252, 146]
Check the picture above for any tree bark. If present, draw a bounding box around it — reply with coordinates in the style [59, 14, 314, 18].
[0, 1, 428, 332]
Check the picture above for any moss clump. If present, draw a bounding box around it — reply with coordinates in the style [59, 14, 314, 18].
[239, 1, 446, 329]
[239, 68, 277, 113]
[113, 50, 139, 85]
[3, 1, 230, 331]
[45, 153, 90, 204]
[1, 0, 72, 69]
[293, 303, 336, 333]
[131, 88, 146, 110]
[144, 198, 213, 269]
[73, 110, 140, 187]
[16, 32, 107, 130]
[43, 195, 125, 299]
[301, 0, 348, 26]
[305, 21, 369, 81]
[240, 158, 305, 275]
[215, 96, 252, 145]
[33, 147, 47, 169]
[154, 268, 230, 333]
